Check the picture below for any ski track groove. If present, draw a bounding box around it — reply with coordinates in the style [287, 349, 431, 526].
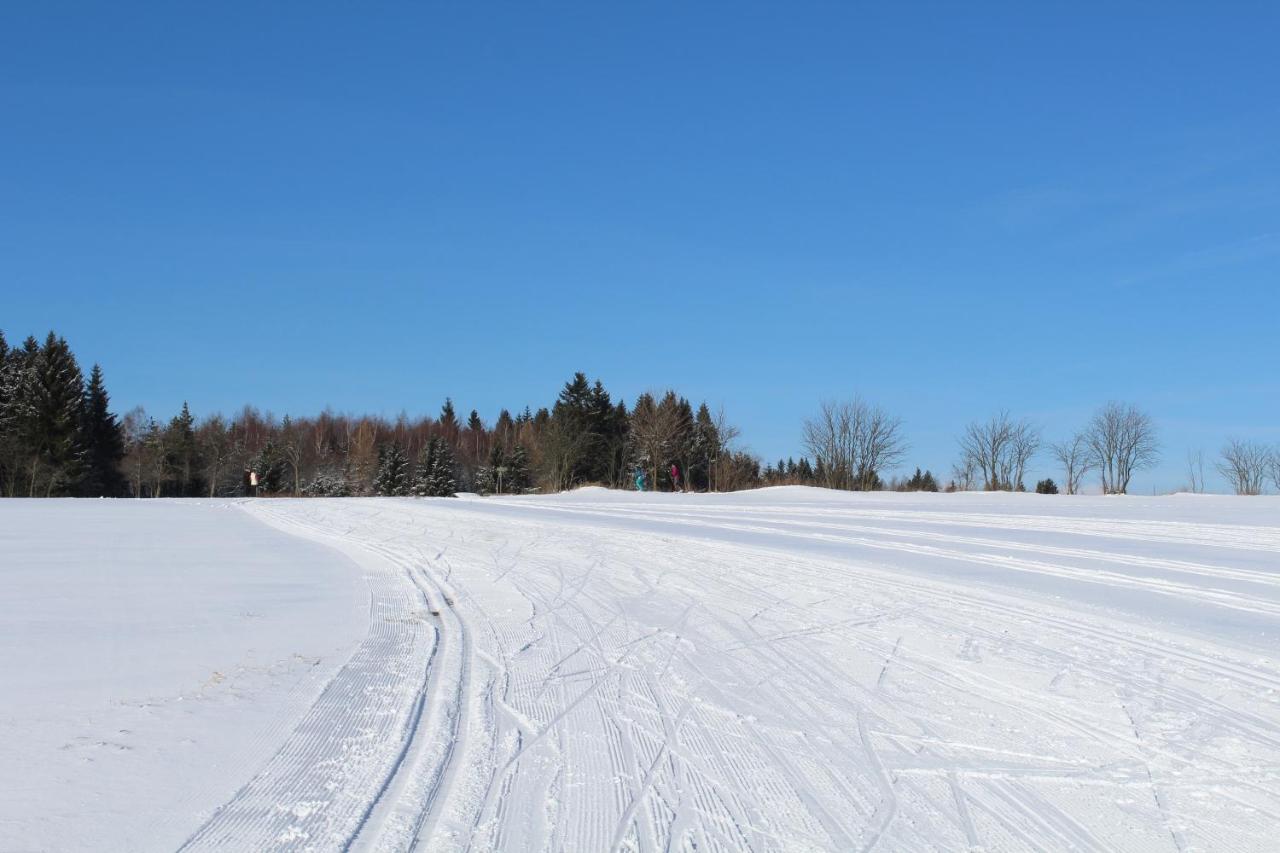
[170, 494, 1280, 851]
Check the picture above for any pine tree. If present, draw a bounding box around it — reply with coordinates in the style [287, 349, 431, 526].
[375, 443, 410, 496]
[77, 364, 127, 497]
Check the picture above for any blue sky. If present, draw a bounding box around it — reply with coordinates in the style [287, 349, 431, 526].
[3, 3, 1277, 492]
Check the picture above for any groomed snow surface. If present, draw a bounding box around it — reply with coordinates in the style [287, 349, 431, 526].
[3, 490, 1280, 852]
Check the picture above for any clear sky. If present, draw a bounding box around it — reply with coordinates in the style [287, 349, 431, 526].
[3, 3, 1277, 493]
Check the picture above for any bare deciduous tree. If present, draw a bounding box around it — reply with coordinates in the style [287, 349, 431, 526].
[1186, 448, 1205, 494]
[199, 414, 234, 497]
[278, 415, 303, 495]
[802, 397, 907, 491]
[629, 391, 687, 491]
[537, 417, 593, 492]
[121, 406, 149, 498]
[950, 458, 977, 491]
[1009, 424, 1040, 492]
[1050, 432, 1093, 495]
[802, 400, 845, 490]
[957, 412, 1040, 491]
[709, 405, 741, 493]
[1216, 439, 1270, 496]
[1084, 402, 1158, 495]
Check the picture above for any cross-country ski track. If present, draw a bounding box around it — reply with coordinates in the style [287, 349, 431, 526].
[4, 488, 1280, 852]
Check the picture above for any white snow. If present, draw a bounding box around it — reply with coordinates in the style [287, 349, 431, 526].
[4, 488, 1280, 851]
[0, 500, 368, 851]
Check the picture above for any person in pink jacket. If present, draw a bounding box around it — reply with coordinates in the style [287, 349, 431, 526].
[670, 464, 681, 492]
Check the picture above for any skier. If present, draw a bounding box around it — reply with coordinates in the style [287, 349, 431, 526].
[670, 463, 680, 492]
[634, 467, 646, 492]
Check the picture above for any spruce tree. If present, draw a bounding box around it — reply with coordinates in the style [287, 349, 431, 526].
[77, 364, 127, 497]
[629, 392, 658, 487]
[551, 373, 597, 485]
[411, 439, 438, 496]
[303, 469, 352, 497]
[588, 380, 622, 482]
[494, 409, 515, 446]
[428, 439, 458, 497]
[142, 417, 168, 496]
[166, 402, 202, 496]
[439, 398, 460, 445]
[673, 397, 695, 489]
[506, 443, 531, 493]
[375, 443, 410, 496]
[28, 333, 86, 496]
[467, 409, 485, 460]
[690, 403, 720, 492]
[0, 332, 18, 495]
[252, 439, 286, 495]
[475, 442, 503, 494]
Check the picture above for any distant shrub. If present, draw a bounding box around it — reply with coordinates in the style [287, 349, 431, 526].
[1035, 478, 1059, 495]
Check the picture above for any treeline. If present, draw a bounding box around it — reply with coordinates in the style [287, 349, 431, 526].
[0, 330, 759, 498]
[5, 330, 1278, 498]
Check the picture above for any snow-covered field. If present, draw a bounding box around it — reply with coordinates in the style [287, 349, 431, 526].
[3, 489, 1280, 852]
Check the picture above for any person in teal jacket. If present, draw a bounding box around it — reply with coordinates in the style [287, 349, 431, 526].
[634, 468, 646, 491]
